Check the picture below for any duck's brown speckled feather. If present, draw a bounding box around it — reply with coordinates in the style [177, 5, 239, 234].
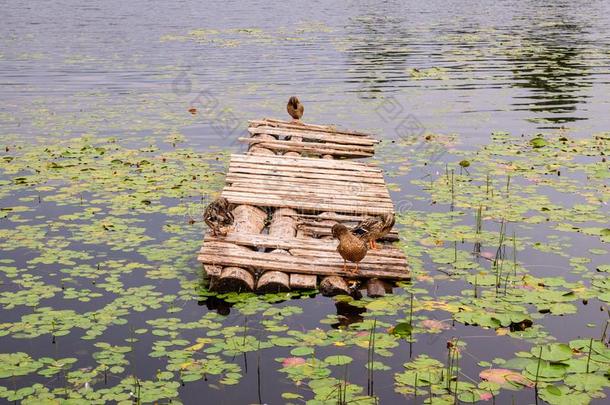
[287, 96, 304, 120]
[203, 197, 234, 236]
[353, 212, 395, 242]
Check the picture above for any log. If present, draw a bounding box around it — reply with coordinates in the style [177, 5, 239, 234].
[216, 205, 266, 295]
[319, 276, 350, 296]
[249, 134, 276, 155]
[257, 271, 290, 293]
[215, 267, 255, 292]
[203, 265, 222, 277]
[232, 205, 267, 234]
[290, 273, 317, 289]
[366, 278, 389, 298]
[268, 207, 297, 240]
[266, 207, 297, 286]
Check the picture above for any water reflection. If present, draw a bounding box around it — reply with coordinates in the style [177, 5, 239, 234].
[509, 7, 592, 126]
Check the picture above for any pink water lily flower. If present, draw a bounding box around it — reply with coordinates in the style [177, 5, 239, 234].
[282, 357, 306, 368]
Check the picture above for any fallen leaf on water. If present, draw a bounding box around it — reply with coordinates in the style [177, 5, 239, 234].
[420, 319, 450, 331]
[479, 251, 495, 260]
[479, 368, 533, 387]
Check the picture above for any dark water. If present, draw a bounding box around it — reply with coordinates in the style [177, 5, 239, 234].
[1, 1, 609, 404]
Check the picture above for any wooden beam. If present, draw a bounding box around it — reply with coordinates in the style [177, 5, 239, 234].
[202, 234, 406, 259]
[230, 153, 380, 171]
[198, 243, 410, 280]
[247, 126, 378, 146]
[249, 118, 375, 137]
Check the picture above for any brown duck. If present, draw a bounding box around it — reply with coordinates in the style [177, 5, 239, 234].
[203, 197, 234, 236]
[353, 212, 395, 249]
[287, 96, 304, 122]
[332, 222, 369, 274]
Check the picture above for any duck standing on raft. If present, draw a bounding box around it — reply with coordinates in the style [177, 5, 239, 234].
[287, 96, 304, 123]
[332, 212, 396, 273]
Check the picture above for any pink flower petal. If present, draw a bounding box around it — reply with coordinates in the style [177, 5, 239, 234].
[282, 357, 306, 368]
[480, 369, 533, 387]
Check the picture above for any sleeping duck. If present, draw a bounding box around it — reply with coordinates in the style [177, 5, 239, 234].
[203, 197, 234, 236]
[353, 212, 395, 249]
[287, 96, 304, 123]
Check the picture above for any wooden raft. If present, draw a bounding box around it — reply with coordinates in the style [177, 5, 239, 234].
[198, 118, 409, 297]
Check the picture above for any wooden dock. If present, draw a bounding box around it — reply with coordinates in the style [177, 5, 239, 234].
[198, 118, 409, 297]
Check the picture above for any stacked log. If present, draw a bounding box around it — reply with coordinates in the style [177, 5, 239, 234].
[257, 207, 297, 292]
[213, 205, 266, 293]
[249, 134, 276, 155]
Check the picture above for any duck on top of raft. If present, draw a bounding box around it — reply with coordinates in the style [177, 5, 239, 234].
[287, 96, 304, 124]
[332, 212, 395, 273]
[203, 197, 234, 236]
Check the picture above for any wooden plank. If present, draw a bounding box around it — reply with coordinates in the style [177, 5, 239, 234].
[227, 167, 386, 185]
[225, 188, 390, 206]
[222, 194, 393, 215]
[226, 181, 390, 199]
[249, 118, 374, 137]
[242, 137, 375, 153]
[199, 244, 410, 280]
[231, 153, 380, 171]
[229, 160, 383, 179]
[291, 212, 388, 222]
[202, 234, 406, 259]
[225, 186, 391, 205]
[201, 242, 406, 269]
[248, 126, 378, 146]
[221, 192, 395, 214]
[240, 138, 374, 158]
[287, 249, 406, 265]
[225, 173, 390, 192]
[201, 241, 405, 268]
[199, 252, 409, 280]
